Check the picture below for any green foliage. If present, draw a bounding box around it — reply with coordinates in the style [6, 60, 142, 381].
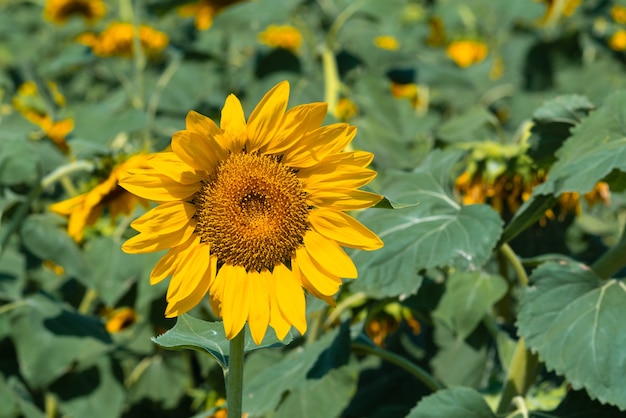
[2, 0, 626, 416]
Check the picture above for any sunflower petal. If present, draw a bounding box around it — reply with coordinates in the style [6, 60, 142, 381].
[274, 263, 307, 335]
[186, 110, 221, 136]
[148, 152, 203, 184]
[303, 168, 377, 191]
[166, 238, 211, 301]
[172, 130, 225, 173]
[307, 189, 383, 211]
[247, 270, 271, 344]
[150, 234, 197, 284]
[309, 209, 383, 250]
[264, 102, 328, 155]
[221, 264, 250, 339]
[122, 223, 195, 254]
[165, 256, 214, 318]
[120, 169, 199, 201]
[295, 246, 342, 296]
[282, 124, 357, 168]
[131, 201, 195, 234]
[293, 258, 337, 307]
[303, 231, 357, 278]
[247, 81, 289, 153]
[221, 94, 247, 151]
[267, 275, 293, 340]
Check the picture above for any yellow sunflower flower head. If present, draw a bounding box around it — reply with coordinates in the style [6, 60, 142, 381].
[334, 97, 359, 121]
[258, 24, 303, 52]
[43, 0, 106, 25]
[81, 22, 169, 58]
[178, 0, 248, 30]
[446, 39, 488, 68]
[50, 154, 151, 242]
[612, 5, 626, 24]
[609, 29, 626, 51]
[120, 81, 384, 344]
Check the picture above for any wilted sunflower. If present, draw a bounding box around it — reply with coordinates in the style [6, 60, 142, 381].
[120, 81, 383, 344]
[43, 0, 106, 25]
[51, 154, 150, 242]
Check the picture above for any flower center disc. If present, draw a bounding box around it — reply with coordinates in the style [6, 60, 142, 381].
[195, 152, 309, 272]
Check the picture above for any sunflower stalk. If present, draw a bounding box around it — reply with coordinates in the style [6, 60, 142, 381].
[226, 329, 245, 418]
[590, 224, 626, 280]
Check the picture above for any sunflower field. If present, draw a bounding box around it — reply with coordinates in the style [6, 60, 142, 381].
[2, 0, 626, 417]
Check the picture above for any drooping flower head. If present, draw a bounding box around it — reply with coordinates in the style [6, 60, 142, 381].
[120, 81, 383, 344]
[446, 39, 488, 68]
[79, 22, 169, 58]
[43, 0, 106, 25]
[50, 154, 150, 242]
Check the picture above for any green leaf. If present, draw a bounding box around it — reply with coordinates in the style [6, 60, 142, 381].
[406, 387, 497, 418]
[527, 94, 594, 167]
[19, 214, 90, 280]
[501, 194, 559, 244]
[352, 150, 503, 298]
[50, 357, 125, 418]
[518, 261, 626, 410]
[9, 294, 112, 388]
[433, 272, 507, 339]
[436, 105, 500, 144]
[0, 246, 26, 301]
[127, 355, 188, 409]
[274, 363, 359, 418]
[243, 327, 341, 415]
[151, 314, 291, 369]
[0, 137, 39, 185]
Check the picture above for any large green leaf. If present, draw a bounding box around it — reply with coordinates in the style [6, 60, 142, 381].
[0, 136, 39, 185]
[406, 387, 497, 418]
[9, 294, 112, 388]
[20, 214, 90, 280]
[152, 314, 291, 370]
[274, 363, 359, 418]
[352, 150, 503, 298]
[243, 327, 342, 415]
[518, 261, 626, 410]
[433, 271, 507, 339]
[127, 355, 188, 409]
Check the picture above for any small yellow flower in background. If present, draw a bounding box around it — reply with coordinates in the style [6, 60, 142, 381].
[43, 260, 65, 276]
[446, 40, 488, 68]
[120, 81, 383, 344]
[12, 81, 73, 153]
[611, 5, 626, 24]
[609, 29, 626, 51]
[79, 22, 169, 58]
[43, 0, 106, 25]
[103, 307, 138, 333]
[258, 24, 302, 52]
[373, 35, 400, 51]
[334, 97, 358, 121]
[390, 81, 428, 112]
[178, 0, 248, 31]
[50, 154, 150, 242]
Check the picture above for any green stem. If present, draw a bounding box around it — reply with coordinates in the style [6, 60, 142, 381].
[497, 243, 539, 413]
[591, 226, 626, 280]
[499, 243, 528, 287]
[496, 338, 540, 414]
[226, 329, 245, 418]
[351, 342, 444, 392]
[324, 291, 367, 328]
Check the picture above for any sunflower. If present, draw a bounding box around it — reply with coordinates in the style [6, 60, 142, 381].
[50, 154, 150, 242]
[258, 24, 303, 52]
[446, 39, 488, 68]
[120, 81, 383, 344]
[178, 0, 248, 31]
[43, 0, 106, 25]
[79, 22, 169, 58]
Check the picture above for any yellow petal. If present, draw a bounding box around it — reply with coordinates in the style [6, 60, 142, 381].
[246, 81, 289, 153]
[166, 238, 211, 301]
[282, 124, 357, 168]
[308, 209, 383, 250]
[273, 263, 307, 335]
[292, 257, 337, 307]
[150, 236, 193, 285]
[172, 130, 223, 173]
[122, 223, 195, 253]
[148, 152, 203, 184]
[267, 274, 293, 340]
[263, 102, 328, 155]
[295, 246, 342, 296]
[298, 151, 374, 176]
[304, 168, 377, 191]
[307, 189, 382, 211]
[120, 169, 199, 201]
[131, 201, 195, 234]
[220, 264, 250, 339]
[221, 94, 247, 152]
[303, 231, 357, 278]
[186, 110, 221, 137]
[49, 194, 85, 215]
[247, 270, 271, 344]
[165, 251, 214, 317]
